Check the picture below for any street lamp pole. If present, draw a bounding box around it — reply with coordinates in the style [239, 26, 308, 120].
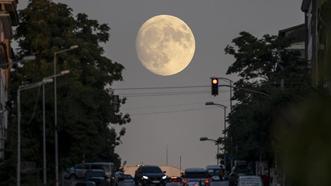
[53, 45, 78, 186]
[205, 102, 227, 167]
[200, 137, 219, 165]
[42, 82, 46, 186]
[16, 90, 21, 186]
[17, 79, 53, 186]
[16, 70, 70, 186]
[42, 70, 70, 186]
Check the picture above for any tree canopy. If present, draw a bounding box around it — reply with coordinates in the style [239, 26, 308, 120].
[0, 0, 130, 184]
[224, 31, 311, 163]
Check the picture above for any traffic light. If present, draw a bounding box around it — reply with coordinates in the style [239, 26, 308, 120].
[211, 78, 219, 96]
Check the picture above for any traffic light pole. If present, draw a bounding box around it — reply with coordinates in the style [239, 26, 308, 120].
[210, 77, 270, 170]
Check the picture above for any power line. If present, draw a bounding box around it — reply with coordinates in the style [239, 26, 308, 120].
[124, 98, 230, 111]
[130, 107, 213, 116]
[113, 85, 209, 91]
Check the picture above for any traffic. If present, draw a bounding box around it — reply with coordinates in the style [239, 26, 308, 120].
[62, 162, 264, 186]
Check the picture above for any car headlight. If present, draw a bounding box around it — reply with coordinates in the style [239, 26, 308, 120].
[162, 176, 167, 179]
[143, 176, 149, 180]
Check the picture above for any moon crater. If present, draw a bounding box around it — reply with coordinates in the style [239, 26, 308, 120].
[136, 15, 196, 76]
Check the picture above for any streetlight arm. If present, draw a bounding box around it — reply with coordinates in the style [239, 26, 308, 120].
[0, 55, 36, 69]
[219, 84, 270, 97]
[212, 77, 233, 83]
[205, 102, 227, 109]
[54, 45, 79, 55]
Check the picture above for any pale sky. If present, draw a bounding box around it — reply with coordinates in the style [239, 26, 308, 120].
[18, 0, 304, 169]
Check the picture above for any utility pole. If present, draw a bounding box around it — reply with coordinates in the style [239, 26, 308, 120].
[179, 155, 182, 171]
[53, 45, 78, 186]
[42, 82, 47, 186]
[166, 145, 168, 165]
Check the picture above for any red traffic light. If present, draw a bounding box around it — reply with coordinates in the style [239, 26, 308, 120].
[211, 78, 219, 96]
[212, 78, 218, 85]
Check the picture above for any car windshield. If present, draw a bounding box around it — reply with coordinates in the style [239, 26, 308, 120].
[141, 166, 162, 173]
[207, 169, 220, 176]
[184, 171, 209, 178]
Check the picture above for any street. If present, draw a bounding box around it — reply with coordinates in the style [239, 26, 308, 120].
[1, 0, 331, 186]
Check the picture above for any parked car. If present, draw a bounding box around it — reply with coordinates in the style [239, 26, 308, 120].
[117, 174, 135, 186]
[182, 168, 211, 186]
[85, 169, 109, 186]
[237, 176, 263, 186]
[113, 171, 125, 186]
[134, 165, 168, 186]
[64, 163, 90, 180]
[64, 162, 114, 182]
[84, 162, 114, 179]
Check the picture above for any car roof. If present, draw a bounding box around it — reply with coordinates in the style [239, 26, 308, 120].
[85, 162, 113, 165]
[87, 169, 105, 172]
[239, 176, 261, 179]
[185, 168, 207, 172]
[206, 165, 221, 169]
[140, 165, 161, 168]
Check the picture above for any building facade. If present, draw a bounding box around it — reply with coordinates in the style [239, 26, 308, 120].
[0, 0, 18, 160]
[279, 24, 306, 59]
[302, 0, 331, 89]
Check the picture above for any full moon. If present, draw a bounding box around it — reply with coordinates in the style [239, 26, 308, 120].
[136, 15, 196, 76]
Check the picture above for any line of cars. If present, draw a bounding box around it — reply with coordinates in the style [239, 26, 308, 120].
[126, 164, 263, 186]
[63, 163, 263, 186]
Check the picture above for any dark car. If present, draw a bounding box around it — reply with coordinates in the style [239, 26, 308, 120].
[117, 174, 135, 186]
[182, 168, 211, 186]
[75, 181, 96, 186]
[85, 169, 109, 186]
[134, 165, 168, 186]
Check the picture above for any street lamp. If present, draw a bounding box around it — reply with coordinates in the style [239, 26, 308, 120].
[205, 102, 227, 136]
[17, 78, 53, 186]
[200, 137, 220, 165]
[41, 70, 70, 186]
[17, 70, 70, 186]
[205, 102, 227, 167]
[53, 45, 78, 186]
[0, 55, 36, 69]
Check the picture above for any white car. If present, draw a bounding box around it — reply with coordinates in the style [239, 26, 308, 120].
[237, 176, 263, 186]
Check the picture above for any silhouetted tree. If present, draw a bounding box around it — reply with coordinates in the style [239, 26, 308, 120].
[0, 0, 130, 185]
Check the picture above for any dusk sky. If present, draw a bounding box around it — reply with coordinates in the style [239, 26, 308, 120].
[19, 0, 304, 169]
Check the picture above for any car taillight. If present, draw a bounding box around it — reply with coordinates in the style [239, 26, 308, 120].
[204, 178, 210, 186]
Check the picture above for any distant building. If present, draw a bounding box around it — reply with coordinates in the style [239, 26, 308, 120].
[302, 0, 331, 89]
[279, 24, 306, 59]
[0, 0, 18, 160]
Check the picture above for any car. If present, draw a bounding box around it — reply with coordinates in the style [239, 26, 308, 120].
[64, 162, 114, 182]
[206, 165, 226, 182]
[237, 176, 263, 186]
[117, 174, 135, 186]
[64, 163, 90, 180]
[182, 168, 211, 186]
[85, 169, 109, 186]
[134, 165, 168, 186]
[75, 181, 97, 186]
[113, 171, 125, 186]
[84, 162, 114, 180]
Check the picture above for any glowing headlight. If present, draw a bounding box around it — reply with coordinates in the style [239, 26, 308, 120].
[162, 176, 167, 179]
[143, 176, 149, 180]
